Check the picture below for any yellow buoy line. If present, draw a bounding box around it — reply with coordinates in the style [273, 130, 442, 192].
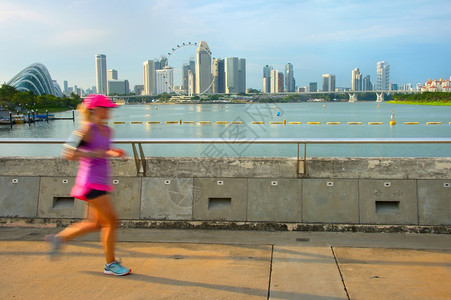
[110, 120, 450, 126]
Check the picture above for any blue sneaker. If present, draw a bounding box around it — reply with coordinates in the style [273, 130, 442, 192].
[44, 235, 62, 257]
[104, 260, 131, 276]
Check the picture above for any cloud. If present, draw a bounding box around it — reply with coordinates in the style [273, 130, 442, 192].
[47, 28, 111, 47]
[0, 2, 49, 24]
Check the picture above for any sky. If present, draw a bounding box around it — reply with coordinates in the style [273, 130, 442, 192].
[1, 0, 450, 91]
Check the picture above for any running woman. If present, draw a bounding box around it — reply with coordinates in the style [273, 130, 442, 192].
[45, 94, 131, 276]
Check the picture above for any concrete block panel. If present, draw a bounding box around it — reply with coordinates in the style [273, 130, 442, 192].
[193, 178, 247, 221]
[418, 180, 451, 225]
[247, 179, 301, 222]
[110, 177, 141, 219]
[141, 178, 193, 220]
[0, 177, 39, 217]
[359, 180, 418, 225]
[302, 179, 359, 223]
[38, 177, 85, 218]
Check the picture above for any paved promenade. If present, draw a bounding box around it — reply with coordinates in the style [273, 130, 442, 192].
[0, 227, 450, 299]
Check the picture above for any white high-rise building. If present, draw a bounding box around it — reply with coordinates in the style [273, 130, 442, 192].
[263, 65, 272, 93]
[270, 70, 283, 93]
[322, 74, 336, 92]
[95, 54, 107, 95]
[195, 41, 212, 94]
[155, 67, 173, 94]
[188, 70, 195, 96]
[108, 69, 118, 80]
[143, 60, 156, 95]
[376, 61, 390, 91]
[351, 68, 362, 91]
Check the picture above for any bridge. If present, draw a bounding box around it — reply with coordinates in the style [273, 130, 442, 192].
[110, 90, 421, 104]
[251, 90, 421, 102]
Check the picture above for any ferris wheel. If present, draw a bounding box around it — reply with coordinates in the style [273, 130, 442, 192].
[164, 42, 214, 96]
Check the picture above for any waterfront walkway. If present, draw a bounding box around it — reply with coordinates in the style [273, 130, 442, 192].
[0, 227, 450, 299]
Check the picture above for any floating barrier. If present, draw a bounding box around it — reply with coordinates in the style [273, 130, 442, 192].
[106, 120, 434, 127]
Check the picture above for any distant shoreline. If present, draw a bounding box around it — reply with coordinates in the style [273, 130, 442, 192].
[386, 100, 451, 106]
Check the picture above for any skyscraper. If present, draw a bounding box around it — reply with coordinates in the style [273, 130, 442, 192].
[263, 65, 272, 93]
[238, 58, 246, 93]
[278, 72, 284, 93]
[212, 58, 225, 93]
[362, 75, 372, 91]
[143, 60, 156, 95]
[183, 60, 196, 93]
[322, 74, 336, 92]
[108, 69, 118, 80]
[155, 67, 173, 94]
[270, 70, 283, 93]
[376, 61, 390, 90]
[225, 57, 238, 94]
[95, 54, 107, 95]
[63, 80, 68, 94]
[309, 82, 318, 93]
[195, 41, 212, 94]
[285, 63, 295, 92]
[351, 68, 362, 91]
[224, 57, 246, 94]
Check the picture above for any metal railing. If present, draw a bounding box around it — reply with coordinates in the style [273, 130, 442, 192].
[1, 137, 451, 176]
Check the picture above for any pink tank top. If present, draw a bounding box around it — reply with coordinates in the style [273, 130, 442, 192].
[75, 122, 113, 192]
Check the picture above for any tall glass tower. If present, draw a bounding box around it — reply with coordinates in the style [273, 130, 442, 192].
[212, 58, 225, 93]
[195, 41, 212, 94]
[285, 63, 294, 92]
[376, 61, 390, 91]
[95, 54, 107, 95]
[351, 68, 362, 91]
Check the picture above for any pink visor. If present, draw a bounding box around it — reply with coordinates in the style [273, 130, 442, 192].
[83, 94, 118, 109]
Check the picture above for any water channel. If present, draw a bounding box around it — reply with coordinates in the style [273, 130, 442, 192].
[1, 102, 450, 158]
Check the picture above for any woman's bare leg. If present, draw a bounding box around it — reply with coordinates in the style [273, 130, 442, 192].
[87, 194, 118, 264]
[56, 204, 100, 242]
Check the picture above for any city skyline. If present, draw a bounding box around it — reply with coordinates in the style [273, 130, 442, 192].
[1, 0, 450, 91]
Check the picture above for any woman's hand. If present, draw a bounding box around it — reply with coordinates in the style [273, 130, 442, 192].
[107, 148, 128, 160]
[61, 146, 82, 161]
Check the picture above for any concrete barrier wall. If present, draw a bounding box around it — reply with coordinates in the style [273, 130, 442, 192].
[0, 157, 450, 226]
